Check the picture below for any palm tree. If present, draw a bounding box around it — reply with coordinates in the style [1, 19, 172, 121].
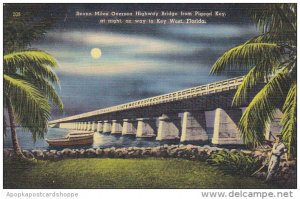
[4, 50, 63, 160]
[210, 4, 296, 157]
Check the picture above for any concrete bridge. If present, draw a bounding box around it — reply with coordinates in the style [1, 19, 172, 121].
[49, 76, 281, 144]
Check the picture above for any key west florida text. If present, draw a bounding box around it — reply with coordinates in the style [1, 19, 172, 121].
[3, 3, 296, 190]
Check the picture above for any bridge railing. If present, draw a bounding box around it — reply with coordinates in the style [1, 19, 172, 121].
[49, 76, 244, 124]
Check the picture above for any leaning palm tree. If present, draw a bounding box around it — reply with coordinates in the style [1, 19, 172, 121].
[4, 50, 63, 160]
[210, 4, 296, 157]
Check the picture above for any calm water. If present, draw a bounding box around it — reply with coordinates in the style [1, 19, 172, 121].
[4, 111, 217, 150]
[3, 128, 170, 150]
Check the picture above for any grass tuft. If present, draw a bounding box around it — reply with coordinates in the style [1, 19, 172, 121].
[3, 158, 279, 189]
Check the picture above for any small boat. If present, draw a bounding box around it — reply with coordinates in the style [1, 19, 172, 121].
[46, 131, 95, 147]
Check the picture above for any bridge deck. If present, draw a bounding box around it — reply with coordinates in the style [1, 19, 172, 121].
[49, 76, 245, 124]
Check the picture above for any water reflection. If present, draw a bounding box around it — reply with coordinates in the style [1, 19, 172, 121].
[4, 128, 164, 150]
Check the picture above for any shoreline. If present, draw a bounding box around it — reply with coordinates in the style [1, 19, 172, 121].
[4, 144, 268, 160]
[4, 144, 296, 187]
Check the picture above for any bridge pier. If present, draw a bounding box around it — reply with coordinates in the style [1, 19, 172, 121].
[87, 122, 92, 131]
[84, 122, 88, 130]
[59, 123, 68, 129]
[180, 111, 208, 142]
[85, 122, 89, 130]
[111, 120, 122, 135]
[60, 123, 65, 129]
[91, 121, 97, 132]
[265, 110, 283, 141]
[156, 114, 180, 141]
[88, 122, 92, 131]
[65, 123, 70, 129]
[122, 119, 137, 136]
[103, 120, 112, 133]
[212, 108, 243, 145]
[97, 121, 103, 132]
[136, 118, 156, 138]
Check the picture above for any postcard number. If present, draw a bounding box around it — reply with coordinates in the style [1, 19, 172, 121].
[12, 12, 21, 17]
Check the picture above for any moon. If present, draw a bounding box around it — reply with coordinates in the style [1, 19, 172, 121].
[90, 48, 102, 59]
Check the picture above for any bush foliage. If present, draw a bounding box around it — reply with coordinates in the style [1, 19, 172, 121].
[207, 151, 263, 176]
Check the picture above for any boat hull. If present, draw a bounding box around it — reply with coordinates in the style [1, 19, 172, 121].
[46, 131, 94, 147]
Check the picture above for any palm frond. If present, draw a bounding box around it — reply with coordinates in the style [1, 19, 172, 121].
[247, 32, 296, 47]
[4, 50, 59, 84]
[249, 4, 296, 36]
[232, 58, 293, 106]
[232, 66, 264, 106]
[210, 43, 282, 75]
[4, 74, 51, 141]
[23, 71, 63, 111]
[281, 82, 296, 157]
[239, 66, 292, 147]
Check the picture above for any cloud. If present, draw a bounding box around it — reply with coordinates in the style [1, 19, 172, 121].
[159, 24, 259, 38]
[55, 57, 212, 76]
[55, 61, 160, 75]
[36, 24, 259, 78]
[136, 48, 224, 65]
[46, 30, 195, 54]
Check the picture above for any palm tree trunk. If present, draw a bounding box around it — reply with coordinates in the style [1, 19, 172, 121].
[7, 99, 27, 160]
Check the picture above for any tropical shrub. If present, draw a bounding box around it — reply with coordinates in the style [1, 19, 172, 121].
[207, 151, 263, 176]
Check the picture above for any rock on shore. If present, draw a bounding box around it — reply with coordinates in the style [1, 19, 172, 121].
[3, 145, 296, 184]
[2, 145, 267, 161]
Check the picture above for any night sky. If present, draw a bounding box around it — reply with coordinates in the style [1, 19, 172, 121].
[20, 4, 259, 119]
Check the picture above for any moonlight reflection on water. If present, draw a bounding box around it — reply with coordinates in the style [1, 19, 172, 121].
[4, 127, 163, 150]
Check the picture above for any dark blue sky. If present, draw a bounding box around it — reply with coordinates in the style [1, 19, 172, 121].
[30, 4, 259, 119]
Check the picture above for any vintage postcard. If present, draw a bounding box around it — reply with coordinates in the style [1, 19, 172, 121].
[2, 2, 297, 194]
